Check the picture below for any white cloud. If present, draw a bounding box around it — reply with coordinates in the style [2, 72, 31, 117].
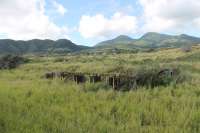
[139, 0, 200, 33]
[0, 0, 69, 40]
[79, 12, 138, 39]
[53, 1, 67, 16]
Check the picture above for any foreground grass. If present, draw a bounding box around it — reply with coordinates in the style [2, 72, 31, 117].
[0, 47, 200, 133]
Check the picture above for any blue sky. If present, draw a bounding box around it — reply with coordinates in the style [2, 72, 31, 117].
[46, 0, 142, 46]
[1, 0, 200, 46]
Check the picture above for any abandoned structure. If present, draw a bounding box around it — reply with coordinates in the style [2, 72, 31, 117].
[89, 74, 102, 83]
[44, 68, 180, 91]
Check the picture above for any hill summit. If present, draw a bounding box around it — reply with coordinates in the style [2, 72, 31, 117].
[96, 35, 135, 47]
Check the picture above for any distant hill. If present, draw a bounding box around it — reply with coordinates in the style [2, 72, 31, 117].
[1, 32, 200, 55]
[0, 39, 89, 55]
[96, 35, 135, 47]
[95, 32, 200, 50]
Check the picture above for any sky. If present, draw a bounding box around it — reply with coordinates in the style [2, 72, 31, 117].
[1, 0, 200, 46]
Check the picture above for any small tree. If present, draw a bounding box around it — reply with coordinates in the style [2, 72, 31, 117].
[0, 55, 27, 69]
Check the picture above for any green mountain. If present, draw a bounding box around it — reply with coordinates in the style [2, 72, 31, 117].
[95, 32, 200, 50]
[0, 39, 89, 55]
[96, 35, 135, 47]
[1, 32, 200, 55]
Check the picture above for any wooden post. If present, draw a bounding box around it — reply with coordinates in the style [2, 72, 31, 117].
[89, 75, 94, 83]
[113, 76, 120, 90]
[113, 76, 115, 90]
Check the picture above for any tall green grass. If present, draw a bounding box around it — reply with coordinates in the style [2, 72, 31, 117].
[0, 47, 200, 133]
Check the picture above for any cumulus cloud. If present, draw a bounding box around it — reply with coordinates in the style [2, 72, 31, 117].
[139, 0, 200, 33]
[53, 1, 67, 16]
[0, 0, 69, 40]
[79, 12, 138, 39]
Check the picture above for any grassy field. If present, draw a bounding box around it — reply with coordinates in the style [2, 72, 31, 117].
[0, 46, 200, 133]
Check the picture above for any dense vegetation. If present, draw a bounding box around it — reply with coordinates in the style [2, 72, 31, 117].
[0, 55, 28, 69]
[0, 46, 200, 133]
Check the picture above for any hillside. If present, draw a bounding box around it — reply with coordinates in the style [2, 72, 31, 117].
[95, 32, 200, 50]
[0, 39, 89, 55]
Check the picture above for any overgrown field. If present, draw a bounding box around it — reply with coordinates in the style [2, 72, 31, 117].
[0, 46, 200, 133]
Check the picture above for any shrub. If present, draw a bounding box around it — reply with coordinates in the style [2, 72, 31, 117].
[53, 57, 65, 62]
[135, 67, 183, 88]
[181, 45, 192, 52]
[0, 55, 28, 70]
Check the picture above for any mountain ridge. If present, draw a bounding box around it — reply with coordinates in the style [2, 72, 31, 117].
[0, 39, 90, 55]
[1, 32, 200, 55]
[95, 32, 200, 49]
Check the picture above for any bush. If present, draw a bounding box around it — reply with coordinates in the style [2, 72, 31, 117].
[135, 67, 182, 88]
[181, 45, 192, 52]
[0, 55, 28, 69]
